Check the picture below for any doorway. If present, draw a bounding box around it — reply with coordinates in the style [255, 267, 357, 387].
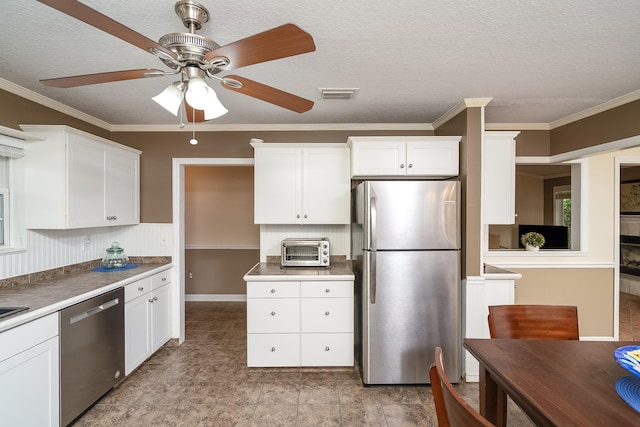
[171, 158, 254, 344]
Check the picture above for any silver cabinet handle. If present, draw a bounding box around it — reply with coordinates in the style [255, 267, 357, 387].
[304, 214, 308, 218]
[161, 277, 167, 282]
[271, 347, 276, 352]
[270, 288, 276, 293]
[400, 163, 405, 168]
[325, 288, 330, 293]
[325, 346, 330, 351]
[324, 311, 330, 316]
[138, 287, 144, 291]
[153, 296, 158, 301]
[148, 298, 154, 303]
[408, 163, 413, 168]
[271, 311, 276, 316]
[296, 214, 300, 218]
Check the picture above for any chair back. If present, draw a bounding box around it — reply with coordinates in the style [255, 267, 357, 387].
[488, 304, 579, 340]
[430, 347, 494, 427]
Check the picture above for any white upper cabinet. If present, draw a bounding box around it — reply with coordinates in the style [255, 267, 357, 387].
[348, 136, 460, 177]
[21, 125, 140, 229]
[252, 142, 350, 224]
[482, 131, 519, 224]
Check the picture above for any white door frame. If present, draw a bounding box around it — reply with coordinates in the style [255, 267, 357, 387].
[171, 157, 254, 343]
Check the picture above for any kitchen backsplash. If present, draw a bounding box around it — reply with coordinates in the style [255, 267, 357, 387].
[0, 223, 172, 280]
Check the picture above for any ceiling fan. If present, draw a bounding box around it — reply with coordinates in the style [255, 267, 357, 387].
[37, 0, 316, 122]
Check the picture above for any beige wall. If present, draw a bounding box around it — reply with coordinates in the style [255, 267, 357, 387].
[513, 268, 614, 336]
[184, 165, 258, 246]
[515, 130, 551, 156]
[185, 249, 258, 294]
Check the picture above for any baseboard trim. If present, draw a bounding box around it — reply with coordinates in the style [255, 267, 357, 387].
[186, 294, 247, 302]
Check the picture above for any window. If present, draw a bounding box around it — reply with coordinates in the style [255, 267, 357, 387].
[0, 139, 25, 250]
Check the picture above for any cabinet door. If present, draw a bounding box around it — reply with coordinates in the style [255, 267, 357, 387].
[107, 147, 140, 225]
[253, 146, 301, 224]
[151, 283, 172, 352]
[125, 294, 152, 375]
[67, 132, 108, 228]
[302, 147, 350, 224]
[301, 298, 353, 333]
[0, 337, 59, 426]
[301, 333, 353, 366]
[406, 140, 459, 176]
[247, 298, 300, 333]
[247, 333, 300, 367]
[350, 140, 406, 176]
[483, 132, 517, 224]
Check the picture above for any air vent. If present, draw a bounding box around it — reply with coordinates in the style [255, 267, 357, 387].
[318, 88, 359, 100]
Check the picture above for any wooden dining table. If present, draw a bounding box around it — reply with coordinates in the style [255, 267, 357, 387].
[463, 338, 640, 427]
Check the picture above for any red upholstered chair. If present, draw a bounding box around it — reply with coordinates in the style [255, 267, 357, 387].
[488, 304, 579, 340]
[430, 347, 494, 427]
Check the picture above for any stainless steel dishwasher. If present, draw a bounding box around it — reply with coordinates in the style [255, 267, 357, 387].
[59, 287, 124, 426]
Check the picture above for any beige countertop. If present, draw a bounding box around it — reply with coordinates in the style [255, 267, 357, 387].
[0, 262, 171, 333]
[244, 260, 354, 281]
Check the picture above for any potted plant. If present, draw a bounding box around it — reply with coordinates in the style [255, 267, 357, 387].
[521, 232, 545, 251]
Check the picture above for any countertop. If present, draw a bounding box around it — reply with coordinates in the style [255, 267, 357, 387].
[244, 260, 354, 281]
[0, 262, 171, 333]
[483, 263, 522, 280]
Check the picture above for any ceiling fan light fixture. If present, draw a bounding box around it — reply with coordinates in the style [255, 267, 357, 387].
[185, 76, 211, 110]
[152, 82, 185, 115]
[203, 90, 228, 120]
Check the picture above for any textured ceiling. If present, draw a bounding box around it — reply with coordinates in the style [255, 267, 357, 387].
[1, 0, 639, 127]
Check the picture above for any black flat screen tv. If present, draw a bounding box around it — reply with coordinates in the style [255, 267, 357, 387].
[518, 224, 570, 249]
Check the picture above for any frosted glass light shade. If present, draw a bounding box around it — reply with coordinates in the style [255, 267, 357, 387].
[185, 77, 210, 110]
[203, 89, 228, 120]
[152, 83, 184, 116]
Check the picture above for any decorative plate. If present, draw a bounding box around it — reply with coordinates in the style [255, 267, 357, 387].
[615, 345, 640, 378]
[616, 376, 640, 413]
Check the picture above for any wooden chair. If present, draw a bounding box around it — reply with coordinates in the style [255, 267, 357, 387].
[488, 304, 579, 340]
[430, 347, 494, 427]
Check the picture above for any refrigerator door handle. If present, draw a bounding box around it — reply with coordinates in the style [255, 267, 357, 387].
[370, 251, 377, 304]
[370, 194, 377, 251]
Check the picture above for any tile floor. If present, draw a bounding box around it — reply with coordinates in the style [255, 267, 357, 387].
[75, 301, 534, 426]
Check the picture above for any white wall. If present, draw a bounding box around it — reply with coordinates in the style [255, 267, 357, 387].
[0, 223, 172, 280]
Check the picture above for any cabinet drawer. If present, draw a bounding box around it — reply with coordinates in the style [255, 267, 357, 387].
[151, 270, 171, 289]
[124, 277, 151, 302]
[301, 281, 353, 298]
[301, 333, 353, 366]
[247, 281, 299, 298]
[247, 333, 300, 367]
[301, 298, 353, 333]
[247, 299, 300, 333]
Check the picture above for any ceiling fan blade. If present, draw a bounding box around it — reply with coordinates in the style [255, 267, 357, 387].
[40, 69, 166, 88]
[37, 0, 177, 60]
[221, 75, 314, 113]
[205, 24, 315, 70]
[184, 102, 206, 122]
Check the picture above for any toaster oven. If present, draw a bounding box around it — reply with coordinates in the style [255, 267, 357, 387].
[281, 238, 330, 267]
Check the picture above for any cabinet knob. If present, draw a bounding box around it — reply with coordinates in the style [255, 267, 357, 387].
[400, 164, 405, 169]
[325, 311, 330, 316]
[148, 298, 154, 303]
[161, 277, 167, 282]
[408, 163, 413, 168]
[270, 288, 276, 293]
[325, 346, 330, 352]
[271, 311, 276, 316]
[325, 288, 330, 293]
[296, 214, 300, 218]
[138, 287, 144, 291]
[153, 296, 158, 301]
[304, 214, 308, 218]
[271, 347, 276, 352]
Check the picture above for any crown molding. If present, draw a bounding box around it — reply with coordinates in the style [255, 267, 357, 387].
[110, 122, 435, 132]
[432, 97, 493, 130]
[549, 89, 640, 130]
[0, 78, 112, 131]
[485, 122, 550, 131]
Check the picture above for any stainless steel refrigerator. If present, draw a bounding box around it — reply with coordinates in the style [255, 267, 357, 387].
[351, 180, 461, 385]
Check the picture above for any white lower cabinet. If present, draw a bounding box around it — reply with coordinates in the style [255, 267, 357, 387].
[0, 313, 59, 427]
[246, 280, 354, 367]
[125, 269, 172, 375]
